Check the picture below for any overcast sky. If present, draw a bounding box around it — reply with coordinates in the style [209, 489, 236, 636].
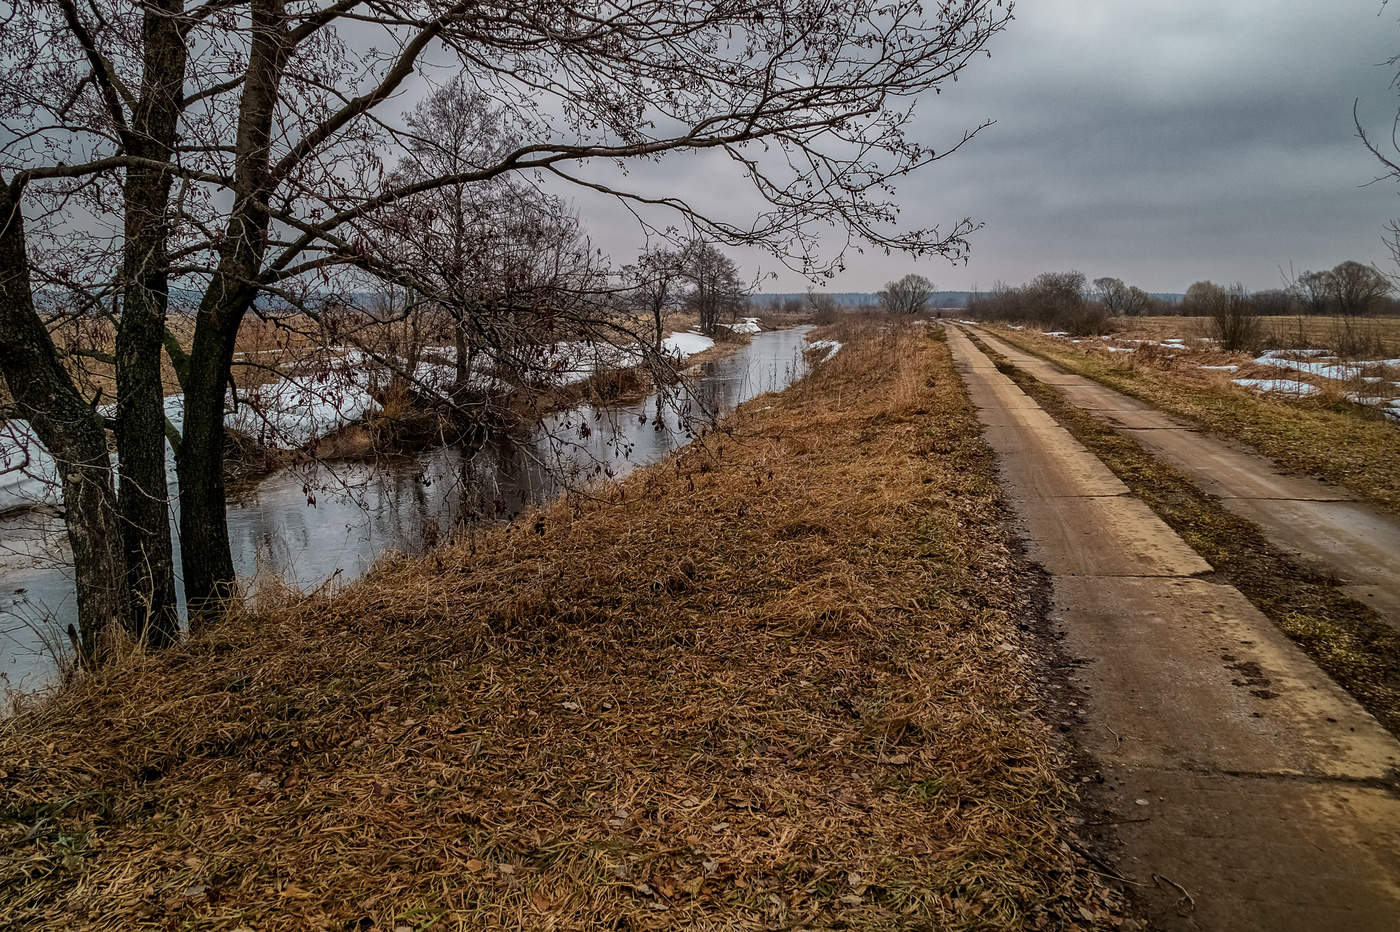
[569, 1, 1400, 294]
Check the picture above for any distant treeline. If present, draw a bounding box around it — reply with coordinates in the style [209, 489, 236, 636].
[752, 290, 1184, 310]
[962, 262, 1397, 339]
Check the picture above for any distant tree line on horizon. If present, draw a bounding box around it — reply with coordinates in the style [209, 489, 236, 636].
[960, 260, 1397, 337]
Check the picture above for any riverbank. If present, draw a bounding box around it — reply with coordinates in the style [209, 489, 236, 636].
[0, 322, 1118, 929]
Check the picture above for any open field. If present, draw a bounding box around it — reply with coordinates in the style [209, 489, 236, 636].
[987, 325, 1400, 514]
[1116, 314, 1400, 356]
[0, 324, 1118, 930]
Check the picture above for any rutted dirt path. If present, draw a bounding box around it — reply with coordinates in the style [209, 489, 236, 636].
[970, 326, 1400, 623]
[946, 325, 1400, 929]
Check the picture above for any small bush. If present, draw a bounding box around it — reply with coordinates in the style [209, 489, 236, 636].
[1064, 304, 1114, 337]
[806, 291, 840, 324]
[1211, 286, 1261, 352]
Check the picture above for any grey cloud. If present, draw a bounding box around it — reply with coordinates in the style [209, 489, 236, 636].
[569, 0, 1400, 294]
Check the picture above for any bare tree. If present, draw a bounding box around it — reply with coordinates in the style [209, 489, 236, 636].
[805, 291, 841, 324]
[0, 0, 1014, 653]
[627, 247, 687, 353]
[681, 242, 747, 336]
[1092, 277, 1150, 316]
[1182, 281, 1229, 317]
[1292, 271, 1334, 316]
[1329, 260, 1391, 317]
[1210, 284, 1261, 352]
[880, 274, 935, 315]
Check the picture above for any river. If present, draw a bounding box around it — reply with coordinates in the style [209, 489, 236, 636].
[0, 326, 817, 693]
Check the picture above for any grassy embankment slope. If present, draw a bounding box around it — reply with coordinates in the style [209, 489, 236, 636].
[988, 325, 1400, 514]
[0, 323, 1118, 930]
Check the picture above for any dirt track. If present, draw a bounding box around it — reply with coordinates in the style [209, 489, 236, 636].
[946, 325, 1400, 930]
[971, 327, 1400, 623]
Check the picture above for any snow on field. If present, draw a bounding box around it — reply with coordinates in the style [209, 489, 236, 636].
[1259, 348, 1330, 358]
[1251, 349, 1400, 383]
[1346, 393, 1394, 407]
[1254, 355, 1358, 381]
[1231, 378, 1321, 397]
[1200, 365, 1239, 371]
[1043, 330, 1069, 337]
[724, 317, 762, 335]
[662, 331, 715, 357]
[806, 339, 842, 359]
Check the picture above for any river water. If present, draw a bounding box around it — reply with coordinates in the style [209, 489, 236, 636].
[0, 326, 816, 692]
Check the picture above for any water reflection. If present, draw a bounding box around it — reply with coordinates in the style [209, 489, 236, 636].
[0, 326, 813, 691]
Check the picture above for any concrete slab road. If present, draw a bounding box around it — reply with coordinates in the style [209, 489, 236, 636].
[971, 327, 1400, 624]
[945, 325, 1400, 931]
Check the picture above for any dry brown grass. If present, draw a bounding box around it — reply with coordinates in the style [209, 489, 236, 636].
[1118, 315, 1400, 357]
[0, 325, 1117, 930]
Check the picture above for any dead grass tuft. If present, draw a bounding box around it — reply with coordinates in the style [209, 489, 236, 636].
[0, 326, 1117, 930]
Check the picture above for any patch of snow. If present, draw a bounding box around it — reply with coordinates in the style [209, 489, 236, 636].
[1200, 365, 1239, 371]
[228, 371, 375, 448]
[1258, 348, 1330, 359]
[0, 420, 60, 512]
[1253, 354, 1381, 382]
[1105, 347, 1133, 353]
[723, 317, 762, 335]
[662, 331, 715, 357]
[806, 339, 843, 359]
[1043, 331, 1069, 337]
[1345, 392, 1398, 408]
[1231, 378, 1321, 397]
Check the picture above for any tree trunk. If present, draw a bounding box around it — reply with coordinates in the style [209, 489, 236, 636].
[176, 301, 242, 624]
[653, 291, 664, 353]
[177, 0, 287, 624]
[0, 185, 129, 663]
[114, 0, 186, 645]
[453, 316, 470, 393]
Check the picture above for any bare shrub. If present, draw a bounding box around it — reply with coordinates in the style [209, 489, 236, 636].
[1064, 304, 1114, 337]
[806, 291, 841, 324]
[1211, 286, 1262, 352]
[1328, 317, 1387, 359]
[879, 274, 934, 315]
